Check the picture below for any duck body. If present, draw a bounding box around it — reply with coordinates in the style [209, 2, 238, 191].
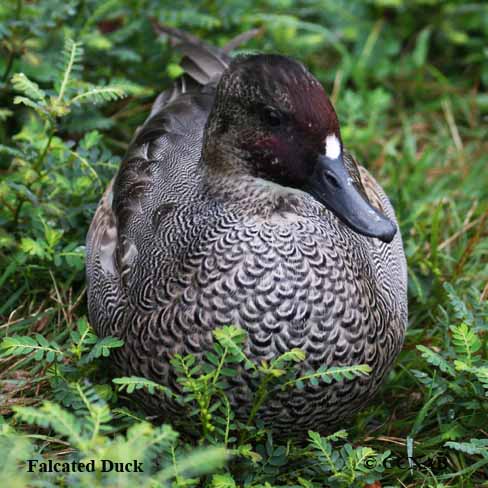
[86, 28, 407, 434]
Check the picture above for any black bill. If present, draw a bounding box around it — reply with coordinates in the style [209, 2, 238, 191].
[305, 154, 397, 243]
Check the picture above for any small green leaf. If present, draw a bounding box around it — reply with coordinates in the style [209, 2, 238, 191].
[11, 73, 46, 101]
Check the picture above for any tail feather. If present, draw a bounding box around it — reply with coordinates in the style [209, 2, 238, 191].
[152, 20, 261, 86]
[179, 43, 227, 84]
[152, 20, 228, 85]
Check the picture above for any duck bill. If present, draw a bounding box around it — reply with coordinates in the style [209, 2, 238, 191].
[305, 154, 397, 243]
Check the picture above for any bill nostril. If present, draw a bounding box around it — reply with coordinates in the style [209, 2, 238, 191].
[323, 170, 341, 189]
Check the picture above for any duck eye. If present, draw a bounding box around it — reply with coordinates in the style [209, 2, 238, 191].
[262, 106, 282, 127]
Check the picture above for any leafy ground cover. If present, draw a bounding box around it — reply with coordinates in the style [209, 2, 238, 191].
[0, 1, 487, 487]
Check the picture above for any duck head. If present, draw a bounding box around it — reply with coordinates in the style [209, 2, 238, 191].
[203, 54, 396, 243]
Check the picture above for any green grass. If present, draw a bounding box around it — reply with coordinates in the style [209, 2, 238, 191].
[0, 1, 487, 487]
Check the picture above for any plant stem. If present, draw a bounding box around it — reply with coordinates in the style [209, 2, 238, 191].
[13, 127, 54, 228]
[33, 129, 55, 173]
[13, 198, 25, 228]
[238, 375, 272, 444]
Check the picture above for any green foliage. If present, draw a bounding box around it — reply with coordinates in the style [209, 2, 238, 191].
[1, 0, 487, 487]
[3, 412, 227, 488]
[0, 323, 386, 487]
[168, 326, 371, 445]
[308, 430, 390, 487]
[408, 284, 488, 479]
[12, 38, 126, 121]
[413, 284, 488, 404]
[0, 333, 64, 362]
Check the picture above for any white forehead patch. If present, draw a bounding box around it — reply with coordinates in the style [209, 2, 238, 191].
[325, 134, 341, 160]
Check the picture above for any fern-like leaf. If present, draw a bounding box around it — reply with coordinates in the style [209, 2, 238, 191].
[113, 376, 174, 397]
[351, 446, 377, 470]
[70, 317, 98, 360]
[70, 85, 126, 106]
[444, 283, 474, 324]
[417, 345, 455, 376]
[12, 96, 49, 117]
[270, 348, 306, 368]
[57, 37, 84, 100]
[308, 431, 336, 472]
[472, 367, 488, 392]
[0, 334, 64, 362]
[14, 402, 84, 446]
[290, 364, 371, 389]
[214, 326, 254, 370]
[81, 336, 124, 364]
[445, 439, 488, 457]
[450, 322, 481, 366]
[74, 382, 113, 437]
[324, 429, 349, 442]
[11, 73, 45, 101]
